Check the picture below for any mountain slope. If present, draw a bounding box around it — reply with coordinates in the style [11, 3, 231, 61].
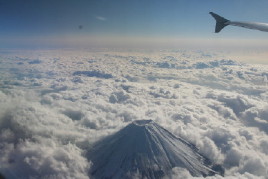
[87, 120, 224, 178]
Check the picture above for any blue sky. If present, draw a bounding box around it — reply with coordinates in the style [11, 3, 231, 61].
[1, 0, 268, 48]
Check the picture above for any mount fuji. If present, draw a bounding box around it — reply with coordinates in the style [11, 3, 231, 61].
[87, 120, 224, 179]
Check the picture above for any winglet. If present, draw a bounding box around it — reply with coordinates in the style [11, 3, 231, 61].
[209, 12, 230, 33]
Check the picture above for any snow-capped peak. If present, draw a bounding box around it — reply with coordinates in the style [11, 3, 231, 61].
[87, 120, 224, 179]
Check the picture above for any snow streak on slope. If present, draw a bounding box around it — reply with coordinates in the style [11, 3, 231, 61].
[88, 120, 223, 178]
[0, 49, 267, 178]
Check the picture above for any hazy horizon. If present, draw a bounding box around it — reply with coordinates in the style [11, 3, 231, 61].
[1, 0, 268, 63]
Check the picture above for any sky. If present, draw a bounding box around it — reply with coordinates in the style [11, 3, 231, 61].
[1, 0, 268, 49]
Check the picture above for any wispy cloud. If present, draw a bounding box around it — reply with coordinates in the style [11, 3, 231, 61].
[96, 16, 107, 21]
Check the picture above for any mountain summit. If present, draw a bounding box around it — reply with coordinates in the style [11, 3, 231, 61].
[87, 120, 224, 178]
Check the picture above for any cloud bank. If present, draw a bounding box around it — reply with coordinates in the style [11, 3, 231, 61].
[0, 49, 267, 178]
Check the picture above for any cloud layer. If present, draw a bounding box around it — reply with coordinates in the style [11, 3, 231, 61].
[0, 49, 267, 178]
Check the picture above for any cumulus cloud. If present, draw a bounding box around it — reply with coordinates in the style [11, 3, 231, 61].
[0, 49, 268, 178]
[1, 139, 90, 179]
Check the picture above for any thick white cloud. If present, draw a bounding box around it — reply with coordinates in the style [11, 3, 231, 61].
[0, 49, 267, 178]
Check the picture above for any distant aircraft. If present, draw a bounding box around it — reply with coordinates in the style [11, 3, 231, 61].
[209, 12, 268, 33]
